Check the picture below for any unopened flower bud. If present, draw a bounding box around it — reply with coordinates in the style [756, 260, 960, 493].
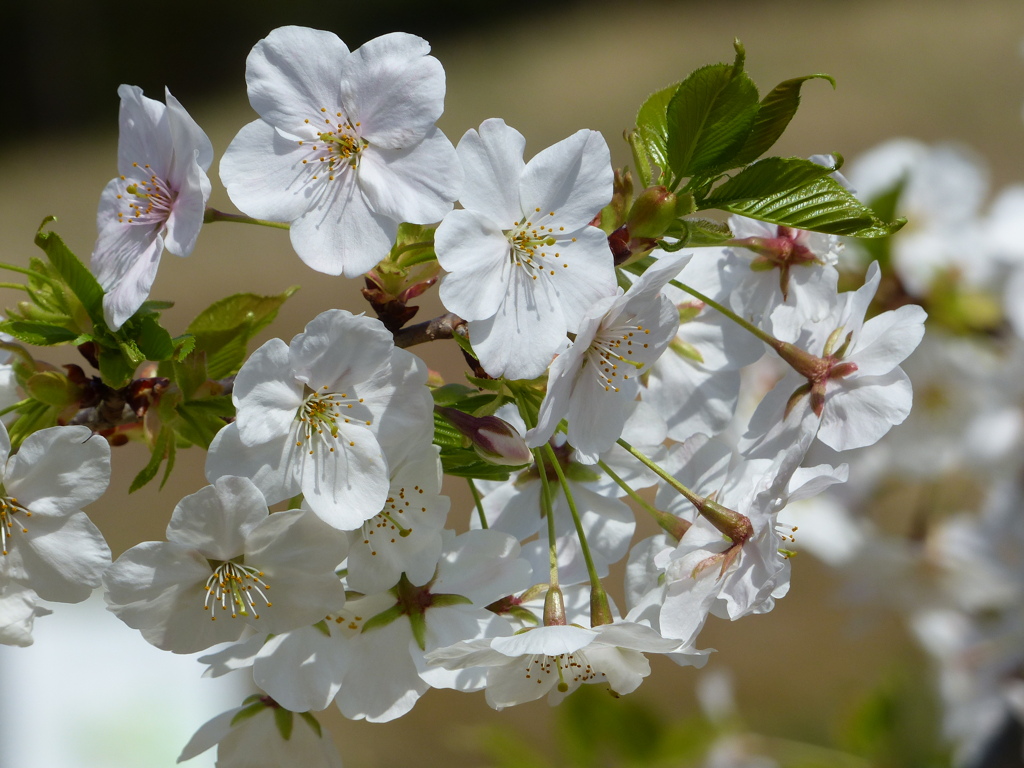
[434, 406, 532, 466]
[626, 186, 678, 239]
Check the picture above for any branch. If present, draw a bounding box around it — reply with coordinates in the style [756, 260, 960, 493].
[393, 313, 467, 348]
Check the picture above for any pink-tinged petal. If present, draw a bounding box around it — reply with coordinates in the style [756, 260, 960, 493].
[436, 211, 512, 321]
[545, 226, 617, 332]
[818, 369, 914, 451]
[163, 154, 208, 257]
[233, 338, 304, 446]
[164, 87, 214, 172]
[205, 422, 301, 507]
[456, 119, 527, 223]
[9, 512, 110, 602]
[358, 128, 460, 223]
[166, 476, 270, 559]
[116, 84, 172, 177]
[92, 180, 164, 330]
[851, 304, 928, 376]
[520, 129, 613, 231]
[338, 33, 442, 147]
[245, 26, 351, 129]
[470, 266, 566, 380]
[299, 424, 390, 529]
[288, 310, 393, 390]
[255, 628, 349, 712]
[288, 175, 396, 277]
[220, 120, 321, 223]
[5, 426, 109, 515]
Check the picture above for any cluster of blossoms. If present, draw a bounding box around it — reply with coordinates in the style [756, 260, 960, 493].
[780, 139, 1024, 766]
[0, 24, 942, 767]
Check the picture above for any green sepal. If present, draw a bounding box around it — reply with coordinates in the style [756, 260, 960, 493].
[670, 337, 705, 364]
[409, 609, 428, 651]
[451, 328, 477, 360]
[465, 374, 504, 392]
[25, 370, 80, 407]
[729, 74, 836, 166]
[666, 58, 759, 182]
[187, 287, 299, 379]
[715, 174, 906, 238]
[702, 156, 839, 208]
[312, 619, 331, 638]
[297, 712, 323, 739]
[130, 426, 173, 493]
[430, 593, 474, 609]
[34, 220, 105, 326]
[431, 383, 482, 406]
[361, 604, 405, 633]
[230, 700, 268, 727]
[273, 707, 294, 741]
[662, 218, 734, 248]
[98, 346, 136, 389]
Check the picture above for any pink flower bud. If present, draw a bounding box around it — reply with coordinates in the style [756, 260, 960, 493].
[435, 406, 532, 466]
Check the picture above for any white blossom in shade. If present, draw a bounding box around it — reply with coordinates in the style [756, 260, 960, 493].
[639, 437, 845, 645]
[435, 118, 617, 380]
[345, 444, 449, 595]
[334, 529, 531, 722]
[103, 476, 348, 654]
[720, 215, 842, 338]
[0, 584, 50, 647]
[0, 424, 111, 604]
[528, 253, 687, 463]
[91, 85, 213, 330]
[220, 26, 461, 277]
[742, 262, 927, 456]
[205, 309, 433, 530]
[178, 698, 342, 768]
[425, 620, 683, 710]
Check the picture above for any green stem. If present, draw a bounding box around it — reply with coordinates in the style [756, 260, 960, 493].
[542, 443, 612, 626]
[0, 262, 63, 289]
[204, 208, 290, 230]
[0, 283, 28, 292]
[467, 478, 488, 529]
[533, 448, 560, 589]
[668, 278, 780, 350]
[617, 437, 704, 509]
[597, 459, 691, 542]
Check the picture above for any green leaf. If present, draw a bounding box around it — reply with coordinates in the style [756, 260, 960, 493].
[34, 222, 105, 326]
[703, 156, 838, 207]
[716, 174, 906, 237]
[187, 287, 299, 379]
[159, 437, 177, 490]
[0, 321, 80, 346]
[135, 314, 175, 362]
[172, 351, 209, 401]
[440, 450, 516, 481]
[730, 74, 836, 166]
[98, 347, 136, 388]
[174, 396, 234, 449]
[633, 82, 680, 186]
[666, 64, 760, 181]
[130, 427, 172, 493]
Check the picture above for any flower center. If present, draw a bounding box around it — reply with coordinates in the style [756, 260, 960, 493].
[584, 322, 651, 393]
[360, 484, 424, 555]
[0, 496, 30, 556]
[506, 209, 574, 281]
[115, 164, 175, 226]
[295, 387, 372, 455]
[298, 108, 367, 182]
[203, 558, 272, 620]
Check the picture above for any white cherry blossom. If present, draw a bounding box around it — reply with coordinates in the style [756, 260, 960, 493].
[220, 26, 462, 277]
[436, 118, 617, 380]
[91, 85, 213, 330]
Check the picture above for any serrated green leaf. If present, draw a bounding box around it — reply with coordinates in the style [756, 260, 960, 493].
[716, 174, 906, 237]
[0, 321, 80, 346]
[666, 64, 760, 181]
[172, 352, 208, 401]
[703, 156, 838, 207]
[187, 287, 298, 379]
[172, 334, 196, 362]
[730, 74, 836, 167]
[135, 314, 175, 362]
[175, 396, 234, 449]
[159, 438, 177, 490]
[34, 224, 105, 326]
[633, 82, 680, 186]
[130, 427, 172, 493]
[857, 176, 907, 268]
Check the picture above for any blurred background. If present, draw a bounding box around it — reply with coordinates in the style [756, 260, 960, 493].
[1, 1, 1023, 766]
